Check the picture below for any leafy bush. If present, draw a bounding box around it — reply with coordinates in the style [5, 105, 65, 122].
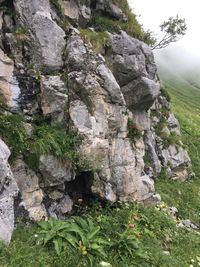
[37, 216, 109, 265]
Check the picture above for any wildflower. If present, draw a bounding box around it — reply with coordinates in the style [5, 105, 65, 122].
[34, 234, 38, 237]
[99, 261, 112, 267]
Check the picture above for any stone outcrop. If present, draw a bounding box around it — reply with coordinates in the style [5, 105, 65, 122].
[13, 159, 47, 221]
[145, 95, 191, 180]
[40, 75, 68, 122]
[58, 0, 91, 25]
[14, 0, 66, 72]
[0, 0, 192, 243]
[65, 32, 160, 202]
[39, 155, 75, 187]
[0, 139, 18, 243]
[107, 31, 160, 110]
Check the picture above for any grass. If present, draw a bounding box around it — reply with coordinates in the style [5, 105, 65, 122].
[87, 0, 155, 45]
[0, 113, 82, 168]
[127, 118, 142, 141]
[1, 202, 200, 267]
[79, 29, 110, 53]
[156, 65, 200, 225]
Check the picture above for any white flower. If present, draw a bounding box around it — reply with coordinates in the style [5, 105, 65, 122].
[99, 261, 112, 267]
[34, 234, 38, 237]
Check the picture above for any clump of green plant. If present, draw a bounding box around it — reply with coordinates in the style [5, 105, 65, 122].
[143, 152, 154, 169]
[80, 29, 110, 53]
[154, 116, 168, 136]
[127, 118, 142, 141]
[50, 0, 64, 17]
[13, 27, 29, 41]
[0, 114, 82, 166]
[162, 131, 182, 149]
[90, 0, 155, 45]
[37, 216, 109, 265]
[160, 86, 171, 102]
[0, 114, 27, 162]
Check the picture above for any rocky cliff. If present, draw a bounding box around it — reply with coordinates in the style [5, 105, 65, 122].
[0, 0, 192, 242]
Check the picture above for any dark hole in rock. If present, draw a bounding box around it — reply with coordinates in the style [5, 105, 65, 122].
[66, 171, 94, 204]
[14, 192, 29, 223]
[90, 0, 97, 9]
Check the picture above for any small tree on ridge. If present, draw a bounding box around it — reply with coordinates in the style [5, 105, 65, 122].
[152, 15, 187, 50]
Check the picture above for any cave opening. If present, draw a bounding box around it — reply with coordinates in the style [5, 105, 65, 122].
[66, 171, 94, 205]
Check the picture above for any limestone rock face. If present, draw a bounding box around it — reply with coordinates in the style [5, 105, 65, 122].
[0, 49, 14, 107]
[66, 34, 157, 202]
[40, 76, 68, 122]
[0, 139, 18, 243]
[58, 0, 91, 25]
[107, 31, 160, 110]
[39, 155, 75, 187]
[13, 159, 47, 221]
[14, 0, 66, 72]
[0, 0, 192, 233]
[145, 95, 192, 180]
[96, 0, 127, 21]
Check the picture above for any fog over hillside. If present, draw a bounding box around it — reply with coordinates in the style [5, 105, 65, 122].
[154, 46, 200, 75]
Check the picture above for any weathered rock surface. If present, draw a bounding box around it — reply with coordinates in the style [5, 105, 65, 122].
[0, 49, 14, 107]
[107, 31, 160, 110]
[13, 159, 47, 221]
[96, 0, 127, 21]
[66, 33, 157, 202]
[39, 155, 75, 187]
[48, 194, 73, 219]
[145, 95, 192, 180]
[40, 75, 68, 122]
[0, 139, 18, 243]
[58, 0, 91, 25]
[14, 0, 66, 72]
[0, 0, 192, 238]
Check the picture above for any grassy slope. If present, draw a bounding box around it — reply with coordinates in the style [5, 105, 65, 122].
[156, 66, 200, 224]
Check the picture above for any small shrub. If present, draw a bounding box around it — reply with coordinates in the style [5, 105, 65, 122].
[13, 27, 29, 41]
[127, 118, 142, 141]
[162, 131, 182, 149]
[80, 29, 110, 53]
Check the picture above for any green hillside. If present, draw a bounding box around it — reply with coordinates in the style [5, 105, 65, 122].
[156, 65, 200, 224]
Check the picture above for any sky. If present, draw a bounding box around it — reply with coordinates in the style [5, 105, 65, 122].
[128, 0, 200, 60]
